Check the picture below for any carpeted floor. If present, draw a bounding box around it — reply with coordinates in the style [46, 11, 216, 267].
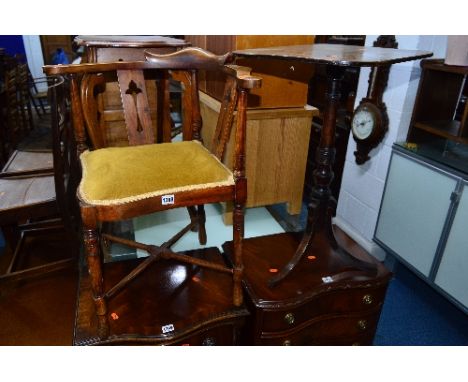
[373, 262, 468, 346]
[270, 202, 468, 346]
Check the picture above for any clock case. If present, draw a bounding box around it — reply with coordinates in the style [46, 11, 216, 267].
[352, 35, 398, 165]
[352, 98, 389, 164]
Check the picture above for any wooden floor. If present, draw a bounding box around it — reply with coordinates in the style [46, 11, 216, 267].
[0, 232, 79, 345]
[0, 225, 369, 346]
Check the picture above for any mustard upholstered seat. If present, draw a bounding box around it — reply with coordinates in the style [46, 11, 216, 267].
[79, 141, 234, 206]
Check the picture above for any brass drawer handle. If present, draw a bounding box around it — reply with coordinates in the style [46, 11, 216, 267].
[357, 319, 368, 331]
[283, 339, 292, 346]
[284, 313, 295, 325]
[362, 294, 373, 305]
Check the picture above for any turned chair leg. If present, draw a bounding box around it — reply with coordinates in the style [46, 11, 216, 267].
[187, 205, 207, 245]
[187, 206, 198, 232]
[83, 225, 109, 338]
[232, 202, 244, 307]
[197, 204, 207, 245]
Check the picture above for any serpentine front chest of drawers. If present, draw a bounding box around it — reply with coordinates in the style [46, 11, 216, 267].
[224, 230, 392, 345]
[73, 246, 248, 346]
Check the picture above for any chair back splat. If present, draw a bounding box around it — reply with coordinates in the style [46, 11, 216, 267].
[43, 47, 261, 341]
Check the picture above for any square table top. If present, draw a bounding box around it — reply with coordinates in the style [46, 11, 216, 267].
[234, 43, 433, 67]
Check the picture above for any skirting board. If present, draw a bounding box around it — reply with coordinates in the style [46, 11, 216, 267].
[333, 216, 387, 262]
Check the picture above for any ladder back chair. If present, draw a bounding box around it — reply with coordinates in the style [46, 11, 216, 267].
[43, 47, 261, 339]
[0, 75, 79, 282]
[1, 62, 54, 175]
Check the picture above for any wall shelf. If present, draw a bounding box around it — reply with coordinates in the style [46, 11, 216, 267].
[408, 59, 468, 146]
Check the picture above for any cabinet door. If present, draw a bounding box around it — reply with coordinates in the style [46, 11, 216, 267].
[375, 152, 458, 276]
[435, 183, 468, 309]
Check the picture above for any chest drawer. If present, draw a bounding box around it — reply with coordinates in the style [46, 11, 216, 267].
[260, 286, 387, 333]
[171, 320, 245, 346]
[259, 310, 381, 346]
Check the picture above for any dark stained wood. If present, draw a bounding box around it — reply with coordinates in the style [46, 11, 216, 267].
[117, 69, 155, 145]
[352, 36, 399, 165]
[223, 228, 392, 345]
[145, 47, 233, 70]
[408, 59, 468, 145]
[269, 64, 346, 286]
[70, 74, 89, 154]
[212, 77, 237, 160]
[75, 36, 189, 146]
[233, 43, 432, 286]
[0, 75, 79, 283]
[3, 63, 35, 152]
[75, 35, 189, 49]
[0, 230, 78, 345]
[171, 70, 194, 140]
[234, 43, 433, 67]
[44, 48, 261, 339]
[74, 246, 249, 345]
[185, 35, 315, 108]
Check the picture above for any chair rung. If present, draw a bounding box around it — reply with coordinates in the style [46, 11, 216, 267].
[0, 258, 75, 285]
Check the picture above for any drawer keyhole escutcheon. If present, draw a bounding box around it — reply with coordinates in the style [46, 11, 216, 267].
[284, 313, 295, 325]
[362, 294, 373, 305]
[202, 337, 216, 346]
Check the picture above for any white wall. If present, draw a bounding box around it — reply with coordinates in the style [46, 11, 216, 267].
[334, 35, 448, 261]
[22, 35, 46, 91]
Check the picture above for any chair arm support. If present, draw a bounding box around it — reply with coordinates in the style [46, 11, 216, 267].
[223, 65, 262, 89]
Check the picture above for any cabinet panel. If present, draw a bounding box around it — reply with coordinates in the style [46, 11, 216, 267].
[375, 152, 458, 276]
[435, 183, 468, 308]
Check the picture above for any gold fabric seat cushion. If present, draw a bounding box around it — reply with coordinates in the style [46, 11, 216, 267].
[79, 140, 234, 206]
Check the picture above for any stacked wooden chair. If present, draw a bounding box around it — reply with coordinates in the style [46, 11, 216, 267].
[43, 47, 261, 338]
[0, 75, 78, 282]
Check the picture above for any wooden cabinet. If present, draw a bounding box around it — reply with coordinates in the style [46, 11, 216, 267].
[223, 231, 391, 345]
[184, 35, 315, 108]
[384, 59, 468, 313]
[200, 92, 318, 223]
[408, 59, 468, 146]
[75, 35, 189, 63]
[375, 144, 468, 313]
[186, 36, 318, 221]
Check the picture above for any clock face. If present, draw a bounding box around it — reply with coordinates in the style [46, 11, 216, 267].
[352, 107, 375, 140]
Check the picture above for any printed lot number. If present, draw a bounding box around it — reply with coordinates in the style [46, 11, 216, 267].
[162, 194, 175, 205]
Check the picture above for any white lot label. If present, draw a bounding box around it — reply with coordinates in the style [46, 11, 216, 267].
[322, 276, 333, 283]
[162, 324, 175, 333]
[161, 194, 175, 205]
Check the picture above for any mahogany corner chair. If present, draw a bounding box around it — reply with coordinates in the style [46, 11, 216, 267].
[44, 47, 261, 338]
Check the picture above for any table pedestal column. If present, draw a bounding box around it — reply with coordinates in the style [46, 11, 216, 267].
[270, 65, 377, 286]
